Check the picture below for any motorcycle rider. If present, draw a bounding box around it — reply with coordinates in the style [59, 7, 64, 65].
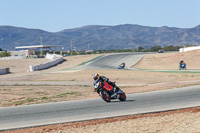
[93, 73, 119, 96]
[119, 63, 125, 69]
[179, 59, 186, 68]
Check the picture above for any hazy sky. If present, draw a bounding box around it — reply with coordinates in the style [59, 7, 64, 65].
[1, 0, 200, 32]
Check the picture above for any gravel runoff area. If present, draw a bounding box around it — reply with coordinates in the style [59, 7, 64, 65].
[1, 51, 200, 132]
[2, 107, 200, 133]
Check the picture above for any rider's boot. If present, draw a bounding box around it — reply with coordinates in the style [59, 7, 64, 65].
[111, 86, 120, 98]
[115, 86, 119, 92]
[109, 90, 114, 95]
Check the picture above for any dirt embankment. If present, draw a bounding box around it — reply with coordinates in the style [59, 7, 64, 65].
[133, 50, 200, 70]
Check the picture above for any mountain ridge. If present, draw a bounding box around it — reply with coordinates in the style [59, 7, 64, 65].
[0, 24, 200, 51]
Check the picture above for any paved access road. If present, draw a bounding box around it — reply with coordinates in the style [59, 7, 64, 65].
[0, 85, 199, 131]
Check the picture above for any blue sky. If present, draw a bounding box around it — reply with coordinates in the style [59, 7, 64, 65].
[1, 0, 200, 32]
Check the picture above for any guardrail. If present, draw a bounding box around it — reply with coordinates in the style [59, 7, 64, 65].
[0, 68, 10, 75]
[29, 54, 63, 72]
[179, 46, 200, 52]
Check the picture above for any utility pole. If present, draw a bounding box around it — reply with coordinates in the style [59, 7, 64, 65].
[199, 25, 200, 46]
[71, 40, 73, 56]
[0, 39, 3, 51]
[175, 35, 178, 46]
[40, 34, 43, 56]
[88, 43, 90, 51]
[40, 34, 43, 45]
[0, 38, 3, 46]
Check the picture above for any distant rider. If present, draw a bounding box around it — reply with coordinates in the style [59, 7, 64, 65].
[122, 63, 125, 68]
[119, 63, 125, 69]
[179, 59, 186, 69]
[93, 73, 119, 96]
[179, 59, 186, 66]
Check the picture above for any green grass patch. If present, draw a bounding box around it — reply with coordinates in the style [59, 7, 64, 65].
[41, 97, 48, 100]
[0, 89, 11, 91]
[135, 68, 200, 73]
[55, 92, 79, 97]
[12, 97, 36, 106]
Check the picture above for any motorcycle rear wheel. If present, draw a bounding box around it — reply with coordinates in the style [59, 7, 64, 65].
[99, 89, 111, 102]
[119, 93, 126, 101]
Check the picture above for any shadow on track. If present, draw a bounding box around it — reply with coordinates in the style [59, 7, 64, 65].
[109, 100, 136, 103]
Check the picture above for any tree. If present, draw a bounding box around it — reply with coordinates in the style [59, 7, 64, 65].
[0, 48, 2, 51]
[163, 45, 181, 51]
[0, 51, 11, 57]
[150, 46, 162, 51]
[137, 47, 144, 52]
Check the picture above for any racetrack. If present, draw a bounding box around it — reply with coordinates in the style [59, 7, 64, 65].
[0, 85, 199, 131]
[80, 53, 144, 70]
[0, 53, 200, 131]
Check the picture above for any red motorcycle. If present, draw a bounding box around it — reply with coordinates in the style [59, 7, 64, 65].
[94, 80, 126, 102]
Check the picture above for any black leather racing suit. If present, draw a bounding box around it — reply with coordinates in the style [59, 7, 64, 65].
[95, 76, 119, 94]
[99, 76, 115, 86]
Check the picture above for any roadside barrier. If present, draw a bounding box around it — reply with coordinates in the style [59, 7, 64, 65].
[0, 56, 25, 60]
[0, 68, 10, 75]
[179, 46, 200, 52]
[29, 54, 63, 72]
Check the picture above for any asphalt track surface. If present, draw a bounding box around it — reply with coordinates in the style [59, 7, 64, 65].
[80, 53, 144, 70]
[0, 53, 200, 131]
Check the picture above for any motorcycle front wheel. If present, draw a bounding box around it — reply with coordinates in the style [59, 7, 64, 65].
[99, 89, 111, 102]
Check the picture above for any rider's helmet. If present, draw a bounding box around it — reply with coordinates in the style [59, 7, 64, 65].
[180, 59, 184, 63]
[93, 73, 99, 80]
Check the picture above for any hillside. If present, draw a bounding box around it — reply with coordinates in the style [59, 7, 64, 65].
[0, 24, 200, 51]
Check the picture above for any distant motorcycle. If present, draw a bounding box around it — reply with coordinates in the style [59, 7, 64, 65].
[158, 49, 164, 53]
[94, 80, 126, 102]
[179, 64, 186, 70]
[118, 63, 125, 69]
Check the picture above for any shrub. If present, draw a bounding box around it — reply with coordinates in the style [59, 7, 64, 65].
[0, 51, 11, 57]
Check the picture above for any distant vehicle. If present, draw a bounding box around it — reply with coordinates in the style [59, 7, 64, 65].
[179, 60, 186, 70]
[118, 63, 125, 69]
[158, 49, 164, 53]
[179, 64, 186, 70]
